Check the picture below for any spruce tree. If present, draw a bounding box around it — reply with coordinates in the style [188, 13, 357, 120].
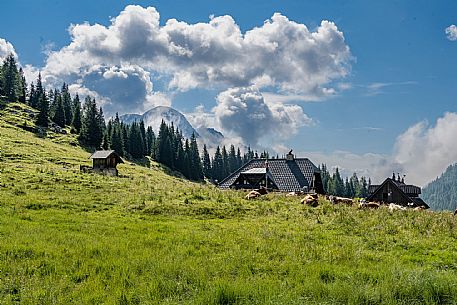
[139, 120, 147, 156]
[18, 68, 26, 103]
[61, 83, 72, 125]
[145, 126, 155, 156]
[52, 93, 65, 127]
[28, 83, 36, 107]
[48, 89, 58, 120]
[71, 94, 82, 133]
[202, 144, 212, 179]
[221, 146, 229, 179]
[175, 132, 185, 173]
[156, 120, 173, 167]
[35, 73, 44, 103]
[189, 132, 203, 181]
[228, 144, 237, 174]
[111, 114, 124, 156]
[36, 91, 49, 127]
[128, 121, 145, 159]
[236, 147, 242, 168]
[1, 54, 21, 102]
[212, 146, 224, 182]
[183, 139, 191, 179]
[333, 168, 345, 196]
[79, 97, 103, 148]
[102, 131, 110, 150]
[97, 107, 106, 145]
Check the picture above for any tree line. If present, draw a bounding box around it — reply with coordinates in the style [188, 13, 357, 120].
[320, 164, 371, 198]
[1, 53, 373, 191]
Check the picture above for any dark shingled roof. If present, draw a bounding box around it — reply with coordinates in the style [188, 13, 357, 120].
[219, 158, 320, 192]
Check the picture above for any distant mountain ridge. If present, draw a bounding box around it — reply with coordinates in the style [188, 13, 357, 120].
[120, 106, 224, 145]
[422, 163, 457, 211]
[120, 106, 199, 139]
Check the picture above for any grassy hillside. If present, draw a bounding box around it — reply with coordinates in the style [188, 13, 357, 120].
[2, 102, 457, 304]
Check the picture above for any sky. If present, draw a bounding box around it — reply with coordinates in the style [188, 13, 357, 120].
[1, 0, 457, 186]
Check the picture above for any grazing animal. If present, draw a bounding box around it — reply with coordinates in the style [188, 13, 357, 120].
[328, 195, 353, 206]
[255, 187, 268, 195]
[286, 191, 304, 197]
[301, 194, 319, 207]
[245, 190, 261, 200]
[388, 203, 406, 212]
[454, 208, 457, 216]
[413, 206, 426, 211]
[359, 199, 380, 209]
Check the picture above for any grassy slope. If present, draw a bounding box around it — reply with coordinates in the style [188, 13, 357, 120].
[1, 102, 457, 304]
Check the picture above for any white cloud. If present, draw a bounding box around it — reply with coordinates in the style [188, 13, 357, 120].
[363, 81, 417, 96]
[186, 104, 217, 129]
[445, 24, 457, 41]
[213, 86, 312, 146]
[103, 66, 128, 79]
[22, 64, 40, 85]
[0, 38, 17, 61]
[68, 83, 111, 107]
[275, 113, 457, 187]
[36, 5, 351, 115]
[262, 92, 325, 104]
[144, 91, 172, 111]
[393, 112, 457, 186]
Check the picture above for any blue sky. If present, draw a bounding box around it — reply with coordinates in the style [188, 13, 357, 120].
[2, 0, 457, 185]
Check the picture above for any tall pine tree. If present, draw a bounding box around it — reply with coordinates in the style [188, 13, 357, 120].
[71, 94, 82, 133]
[202, 144, 212, 179]
[52, 93, 65, 127]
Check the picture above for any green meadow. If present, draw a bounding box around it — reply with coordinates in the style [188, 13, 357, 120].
[2, 102, 457, 304]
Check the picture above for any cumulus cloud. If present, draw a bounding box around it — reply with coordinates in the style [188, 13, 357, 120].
[36, 5, 351, 115]
[144, 91, 172, 110]
[68, 83, 111, 107]
[274, 113, 457, 187]
[445, 24, 457, 41]
[213, 86, 312, 146]
[0, 38, 17, 61]
[186, 104, 217, 129]
[393, 112, 457, 186]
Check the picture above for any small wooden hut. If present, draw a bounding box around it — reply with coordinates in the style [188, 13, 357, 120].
[89, 150, 124, 176]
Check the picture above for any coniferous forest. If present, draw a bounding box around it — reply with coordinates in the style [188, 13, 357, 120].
[422, 163, 457, 210]
[0, 53, 371, 194]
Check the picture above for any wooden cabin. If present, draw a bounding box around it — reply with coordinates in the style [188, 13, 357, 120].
[219, 152, 325, 194]
[89, 150, 124, 176]
[367, 174, 429, 209]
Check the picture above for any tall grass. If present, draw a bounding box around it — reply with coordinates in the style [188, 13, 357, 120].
[1, 102, 457, 304]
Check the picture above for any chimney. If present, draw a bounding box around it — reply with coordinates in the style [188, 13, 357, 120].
[286, 149, 294, 161]
[392, 172, 396, 181]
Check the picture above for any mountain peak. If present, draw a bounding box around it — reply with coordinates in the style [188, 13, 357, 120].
[120, 106, 199, 139]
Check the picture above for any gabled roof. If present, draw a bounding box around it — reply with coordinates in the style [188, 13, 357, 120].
[89, 150, 124, 163]
[367, 178, 428, 208]
[219, 158, 319, 192]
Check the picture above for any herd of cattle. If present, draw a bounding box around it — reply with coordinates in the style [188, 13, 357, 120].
[244, 188, 427, 211]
